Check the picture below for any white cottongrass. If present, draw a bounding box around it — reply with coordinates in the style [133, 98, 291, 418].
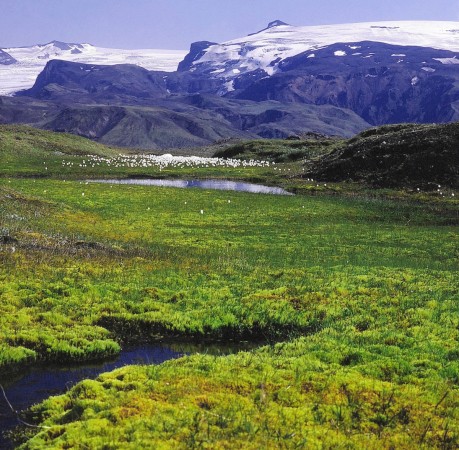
[63, 154, 271, 171]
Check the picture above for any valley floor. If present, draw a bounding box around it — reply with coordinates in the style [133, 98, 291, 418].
[0, 141, 458, 448]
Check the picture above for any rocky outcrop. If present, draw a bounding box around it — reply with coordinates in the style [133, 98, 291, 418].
[177, 41, 218, 72]
[0, 49, 16, 65]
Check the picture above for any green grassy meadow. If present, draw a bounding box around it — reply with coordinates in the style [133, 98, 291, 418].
[1, 126, 458, 448]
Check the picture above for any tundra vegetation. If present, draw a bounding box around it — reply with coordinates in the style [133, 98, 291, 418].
[0, 125, 458, 448]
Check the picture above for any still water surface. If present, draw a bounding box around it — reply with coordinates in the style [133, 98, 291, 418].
[89, 179, 293, 195]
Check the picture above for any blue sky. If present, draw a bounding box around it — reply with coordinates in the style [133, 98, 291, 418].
[1, 0, 459, 49]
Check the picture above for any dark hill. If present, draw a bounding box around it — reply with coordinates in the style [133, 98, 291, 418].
[305, 122, 459, 188]
[177, 41, 218, 72]
[18, 60, 169, 103]
[42, 104, 257, 149]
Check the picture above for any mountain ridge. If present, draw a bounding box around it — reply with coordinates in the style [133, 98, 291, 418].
[187, 20, 459, 90]
[3, 20, 459, 149]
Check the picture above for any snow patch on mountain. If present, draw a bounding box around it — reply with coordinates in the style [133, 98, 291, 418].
[433, 56, 459, 64]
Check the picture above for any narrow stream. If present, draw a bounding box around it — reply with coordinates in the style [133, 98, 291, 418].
[0, 342, 256, 448]
[88, 179, 293, 195]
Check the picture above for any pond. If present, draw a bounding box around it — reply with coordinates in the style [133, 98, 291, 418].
[0, 341, 257, 448]
[88, 179, 293, 195]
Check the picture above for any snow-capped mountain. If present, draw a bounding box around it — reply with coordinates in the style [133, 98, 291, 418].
[4, 20, 459, 149]
[5, 41, 88, 60]
[181, 20, 459, 92]
[0, 40, 186, 95]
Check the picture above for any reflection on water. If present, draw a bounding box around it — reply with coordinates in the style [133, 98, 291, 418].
[89, 179, 293, 195]
[0, 341, 258, 448]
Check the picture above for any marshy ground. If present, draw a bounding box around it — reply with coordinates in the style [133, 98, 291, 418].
[0, 125, 458, 448]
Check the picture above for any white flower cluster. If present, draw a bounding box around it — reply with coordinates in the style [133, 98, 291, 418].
[62, 154, 271, 170]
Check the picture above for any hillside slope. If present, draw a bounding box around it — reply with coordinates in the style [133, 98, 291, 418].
[0, 124, 121, 159]
[41, 104, 259, 149]
[305, 123, 459, 188]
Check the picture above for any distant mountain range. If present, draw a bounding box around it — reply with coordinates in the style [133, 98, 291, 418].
[178, 20, 459, 87]
[174, 20, 459, 125]
[0, 40, 186, 96]
[2, 21, 459, 149]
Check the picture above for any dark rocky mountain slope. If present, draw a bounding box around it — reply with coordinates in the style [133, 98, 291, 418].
[0, 93, 367, 149]
[41, 104, 258, 149]
[233, 42, 459, 126]
[19, 60, 169, 104]
[0, 49, 16, 65]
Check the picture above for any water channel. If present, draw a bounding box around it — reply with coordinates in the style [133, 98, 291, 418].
[0, 342, 256, 448]
[0, 345, 178, 448]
